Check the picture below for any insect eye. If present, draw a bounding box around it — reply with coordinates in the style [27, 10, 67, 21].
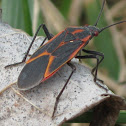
[94, 31, 99, 36]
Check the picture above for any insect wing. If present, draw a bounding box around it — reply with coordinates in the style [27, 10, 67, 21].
[18, 55, 49, 90]
[18, 30, 66, 90]
[44, 39, 84, 79]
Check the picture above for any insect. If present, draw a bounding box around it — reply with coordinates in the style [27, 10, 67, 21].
[5, 0, 126, 117]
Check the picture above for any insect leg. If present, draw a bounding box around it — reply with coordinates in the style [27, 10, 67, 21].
[76, 52, 107, 91]
[52, 62, 76, 118]
[76, 54, 100, 81]
[5, 24, 53, 68]
[82, 49, 104, 81]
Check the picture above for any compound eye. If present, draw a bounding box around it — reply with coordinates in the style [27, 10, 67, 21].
[94, 31, 99, 36]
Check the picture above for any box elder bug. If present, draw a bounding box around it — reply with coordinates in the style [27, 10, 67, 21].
[5, 0, 126, 117]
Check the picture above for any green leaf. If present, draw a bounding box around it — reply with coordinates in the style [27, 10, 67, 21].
[2, 0, 24, 29]
[51, 0, 72, 18]
[68, 111, 126, 124]
[22, 0, 32, 35]
[2, 0, 33, 35]
[116, 111, 126, 124]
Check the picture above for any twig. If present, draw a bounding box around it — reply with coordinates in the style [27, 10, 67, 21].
[0, 82, 17, 95]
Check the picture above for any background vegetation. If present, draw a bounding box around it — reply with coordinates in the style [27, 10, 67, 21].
[1, 0, 126, 125]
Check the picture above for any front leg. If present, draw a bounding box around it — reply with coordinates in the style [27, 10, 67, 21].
[5, 24, 53, 68]
[76, 54, 100, 82]
[76, 49, 104, 82]
[82, 49, 104, 76]
[75, 49, 107, 91]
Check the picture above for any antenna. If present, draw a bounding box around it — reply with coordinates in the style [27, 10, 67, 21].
[94, 0, 106, 26]
[99, 20, 126, 32]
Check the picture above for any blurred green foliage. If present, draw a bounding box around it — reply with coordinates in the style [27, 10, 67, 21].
[52, 0, 72, 18]
[2, 0, 33, 35]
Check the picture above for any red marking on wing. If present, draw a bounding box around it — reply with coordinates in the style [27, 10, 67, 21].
[58, 41, 66, 47]
[43, 35, 92, 81]
[40, 30, 64, 48]
[26, 51, 50, 64]
[41, 67, 60, 82]
[43, 36, 92, 81]
[69, 35, 91, 59]
[42, 42, 67, 81]
[81, 35, 91, 42]
[44, 55, 56, 78]
[72, 29, 84, 34]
